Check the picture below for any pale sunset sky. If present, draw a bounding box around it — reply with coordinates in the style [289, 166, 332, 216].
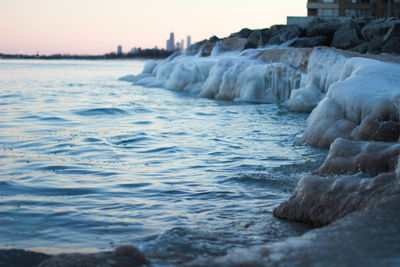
[0, 0, 307, 55]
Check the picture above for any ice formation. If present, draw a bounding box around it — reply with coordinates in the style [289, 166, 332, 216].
[124, 46, 399, 148]
[301, 56, 400, 147]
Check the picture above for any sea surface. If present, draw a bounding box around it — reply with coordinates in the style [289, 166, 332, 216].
[0, 59, 327, 264]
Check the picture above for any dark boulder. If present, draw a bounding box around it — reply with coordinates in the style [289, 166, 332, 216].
[291, 36, 331, 48]
[368, 37, 384, 54]
[361, 19, 396, 43]
[331, 19, 363, 50]
[229, 28, 254, 39]
[244, 30, 262, 49]
[382, 36, 400, 54]
[208, 35, 220, 43]
[201, 42, 216, 57]
[185, 40, 207, 56]
[39, 245, 149, 267]
[266, 25, 304, 45]
[306, 17, 341, 39]
[217, 37, 248, 52]
[0, 249, 51, 267]
[382, 22, 400, 54]
[349, 42, 369, 53]
[354, 16, 374, 29]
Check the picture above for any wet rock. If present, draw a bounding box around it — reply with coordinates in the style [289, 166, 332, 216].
[351, 112, 400, 142]
[331, 19, 363, 50]
[186, 194, 400, 266]
[0, 249, 50, 267]
[315, 138, 399, 176]
[38, 245, 149, 267]
[273, 172, 399, 226]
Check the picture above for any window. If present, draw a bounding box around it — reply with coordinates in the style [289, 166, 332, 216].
[318, 8, 339, 16]
[345, 8, 372, 17]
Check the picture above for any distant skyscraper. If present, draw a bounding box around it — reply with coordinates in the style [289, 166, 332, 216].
[131, 47, 136, 54]
[117, 45, 122, 55]
[187, 36, 191, 48]
[167, 32, 175, 51]
[181, 39, 184, 50]
[170, 32, 175, 50]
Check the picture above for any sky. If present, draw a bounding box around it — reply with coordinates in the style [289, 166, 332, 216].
[0, 0, 307, 55]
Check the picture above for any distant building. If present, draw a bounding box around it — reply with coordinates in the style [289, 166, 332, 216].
[187, 35, 191, 48]
[181, 39, 184, 50]
[307, 0, 400, 18]
[131, 47, 136, 54]
[167, 32, 175, 51]
[117, 45, 122, 55]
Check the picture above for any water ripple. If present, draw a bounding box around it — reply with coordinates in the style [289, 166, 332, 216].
[75, 107, 127, 116]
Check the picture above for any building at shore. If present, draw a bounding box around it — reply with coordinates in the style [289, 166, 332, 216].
[307, 0, 400, 18]
[117, 45, 122, 55]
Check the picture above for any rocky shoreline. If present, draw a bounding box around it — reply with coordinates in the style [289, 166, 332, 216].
[188, 16, 400, 56]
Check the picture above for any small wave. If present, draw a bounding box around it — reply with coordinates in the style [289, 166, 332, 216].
[133, 121, 153, 125]
[37, 165, 116, 176]
[82, 137, 102, 142]
[134, 107, 152, 113]
[39, 116, 69, 122]
[115, 137, 150, 145]
[118, 182, 152, 188]
[194, 112, 217, 117]
[0, 94, 21, 98]
[75, 108, 127, 116]
[137, 146, 179, 154]
[17, 115, 40, 120]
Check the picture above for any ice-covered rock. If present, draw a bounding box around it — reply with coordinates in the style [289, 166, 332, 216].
[301, 56, 400, 147]
[316, 138, 399, 176]
[273, 172, 399, 226]
[286, 47, 349, 112]
[185, 193, 400, 266]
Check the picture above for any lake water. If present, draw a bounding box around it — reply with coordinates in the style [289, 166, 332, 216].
[0, 59, 327, 264]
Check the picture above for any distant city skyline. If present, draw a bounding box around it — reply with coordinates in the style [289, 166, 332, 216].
[166, 33, 190, 51]
[0, 0, 307, 55]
